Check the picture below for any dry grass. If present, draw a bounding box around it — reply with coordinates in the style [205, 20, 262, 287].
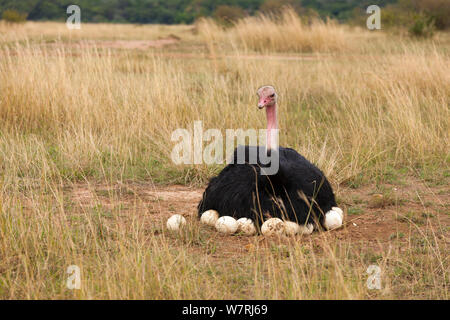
[0, 20, 195, 43]
[1, 35, 447, 186]
[0, 181, 447, 299]
[198, 9, 357, 53]
[0, 11, 448, 299]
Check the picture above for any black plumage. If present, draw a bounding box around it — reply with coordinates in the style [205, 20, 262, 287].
[198, 145, 337, 229]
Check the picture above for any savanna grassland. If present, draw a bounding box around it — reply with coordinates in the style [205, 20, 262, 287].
[0, 10, 448, 299]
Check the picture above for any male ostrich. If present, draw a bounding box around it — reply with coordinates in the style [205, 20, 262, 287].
[198, 86, 343, 232]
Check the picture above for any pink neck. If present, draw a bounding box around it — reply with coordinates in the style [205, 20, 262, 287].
[266, 103, 278, 150]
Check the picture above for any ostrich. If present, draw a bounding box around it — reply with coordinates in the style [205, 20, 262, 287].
[198, 86, 343, 232]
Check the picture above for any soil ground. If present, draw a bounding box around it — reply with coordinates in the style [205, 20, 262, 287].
[69, 177, 449, 257]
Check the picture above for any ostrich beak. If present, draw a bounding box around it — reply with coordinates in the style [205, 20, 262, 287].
[257, 98, 266, 109]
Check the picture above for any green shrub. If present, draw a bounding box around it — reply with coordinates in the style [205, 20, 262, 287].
[413, 0, 450, 30]
[260, 0, 289, 14]
[409, 14, 435, 38]
[213, 5, 245, 25]
[1, 9, 27, 23]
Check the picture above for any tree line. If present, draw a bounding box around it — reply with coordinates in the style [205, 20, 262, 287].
[0, 0, 397, 24]
[0, 0, 448, 35]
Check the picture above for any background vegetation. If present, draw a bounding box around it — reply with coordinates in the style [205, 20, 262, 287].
[0, 0, 443, 26]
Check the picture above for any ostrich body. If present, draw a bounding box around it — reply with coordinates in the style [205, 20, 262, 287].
[198, 86, 343, 231]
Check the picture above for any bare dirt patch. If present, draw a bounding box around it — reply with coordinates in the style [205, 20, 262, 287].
[85, 38, 179, 49]
[68, 177, 449, 254]
[52, 36, 181, 50]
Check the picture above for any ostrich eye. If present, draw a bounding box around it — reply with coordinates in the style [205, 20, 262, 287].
[269, 93, 275, 98]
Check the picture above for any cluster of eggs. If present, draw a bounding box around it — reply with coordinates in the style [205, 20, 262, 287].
[166, 209, 314, 236]
[202, 210, 257, 236]
[260, 218, 314, 236]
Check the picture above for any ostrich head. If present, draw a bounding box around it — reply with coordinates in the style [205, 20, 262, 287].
[257, 85, 277, 109]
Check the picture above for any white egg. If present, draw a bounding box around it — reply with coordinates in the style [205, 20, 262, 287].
[215, 216, 238, 234]
[200, 210, 219, 226]
[261, 218, 285, 236]
[236, 218, 256, 236]
[332, 207, 344, 219]
[284, 221, 301, 236]
[324, 209, 343, 230]
[299, 223, 314, 235]
[166, 214, 186, 231]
